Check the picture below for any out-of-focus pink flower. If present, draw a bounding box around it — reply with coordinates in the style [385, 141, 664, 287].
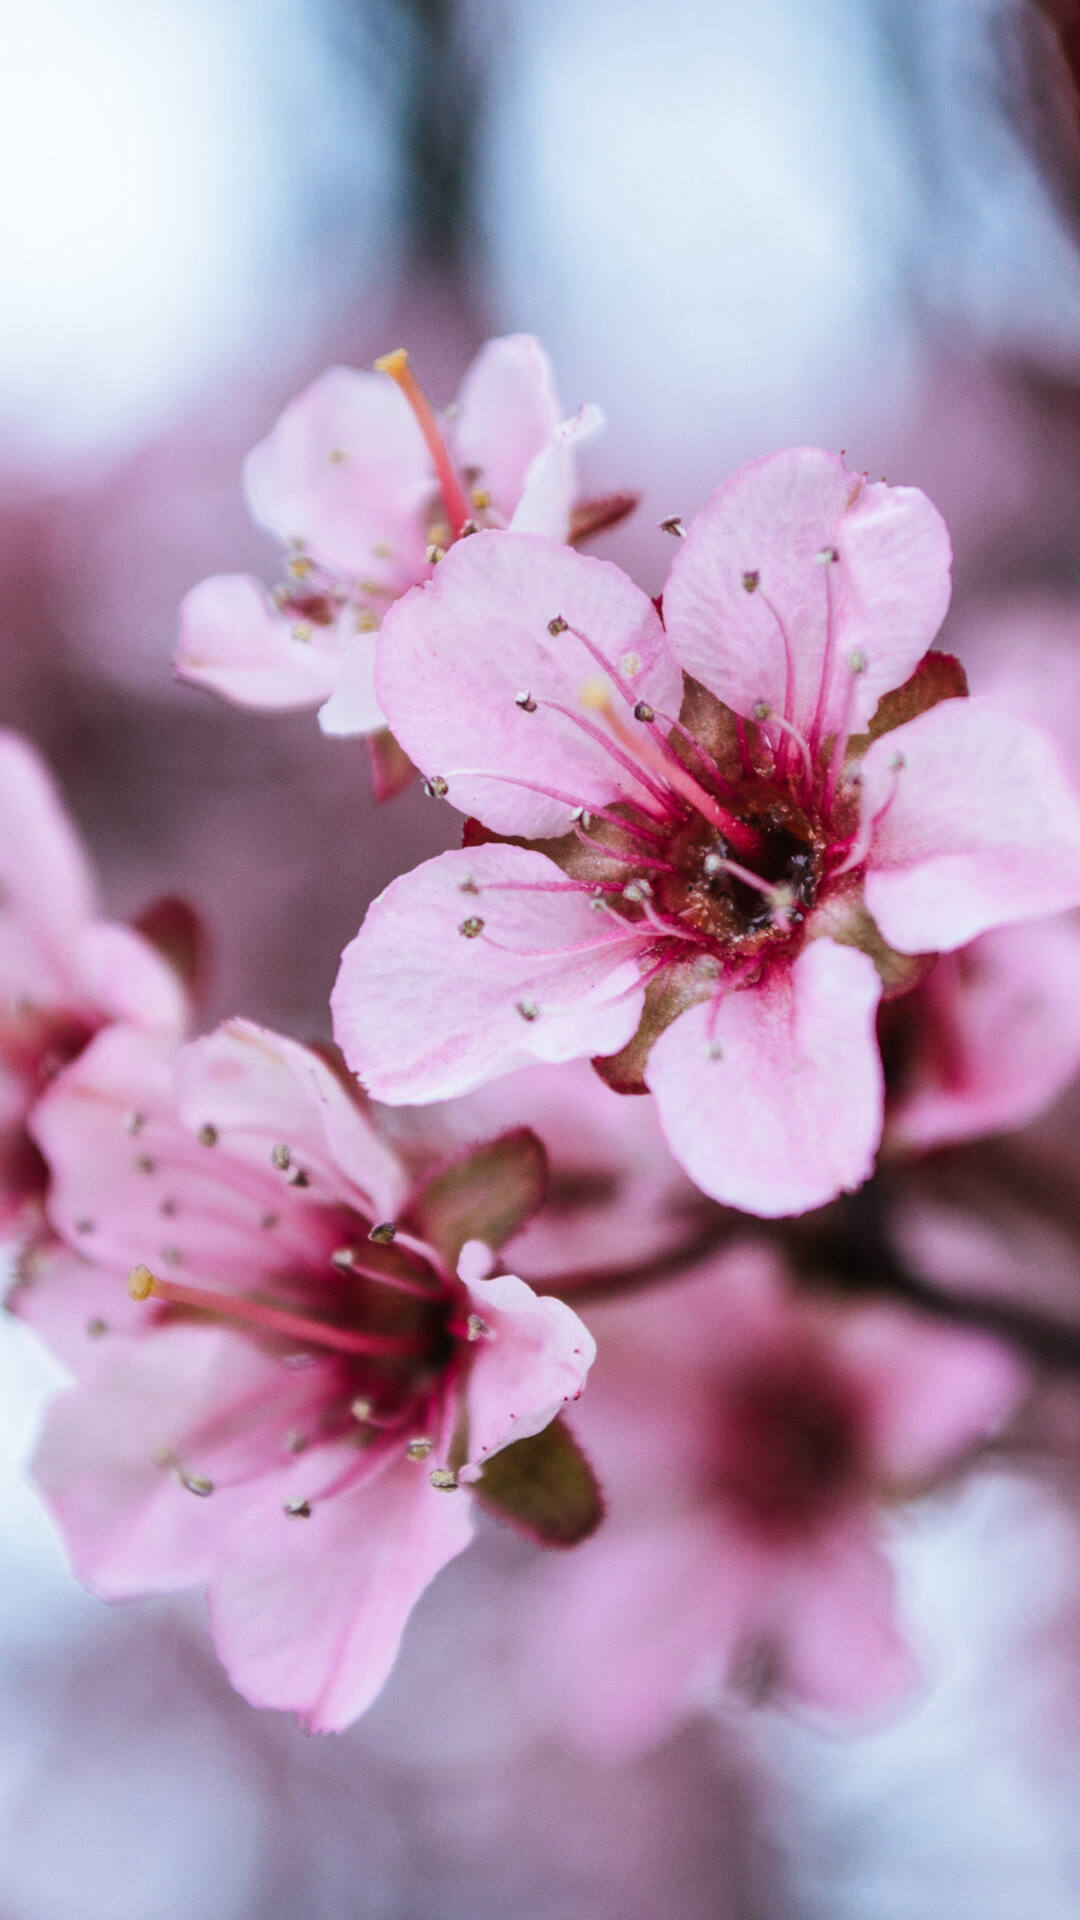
[175, 336, 599, 756]
[530, 1250, 1026, 1756]
[14, 1018, 595, 1731]
[887, 607, 1080, 1154]
[332, 448, 1080, 1217]
[0, 731, 186, 1241]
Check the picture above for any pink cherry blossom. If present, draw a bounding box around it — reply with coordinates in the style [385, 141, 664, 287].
[528, 1250, 1026, 1756]
[14, 1018, 595, 1731]
[332, 448, 1080, 1217]
[0, 730, 186, 1241]
[175, 335, 599, 746]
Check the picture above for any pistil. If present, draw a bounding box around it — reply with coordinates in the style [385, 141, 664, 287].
[127, 1265, 433, 1360]
[374, 349, 472, 540]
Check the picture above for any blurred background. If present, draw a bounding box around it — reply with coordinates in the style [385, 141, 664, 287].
[6, 0, 1080, 1912]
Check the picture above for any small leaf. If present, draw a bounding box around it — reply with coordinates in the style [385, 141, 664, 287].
[365, 728, 415, 803]
[863, 650, 968, 745]
[406, 1128, 548, 1268]
[132, 896, 208, 1001]
[474, 1415, 603, 1548]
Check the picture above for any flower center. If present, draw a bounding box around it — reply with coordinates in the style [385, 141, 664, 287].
[714, 1348, 863, 1534]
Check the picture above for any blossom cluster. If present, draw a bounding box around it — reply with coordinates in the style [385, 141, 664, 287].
[7, 332, 1080, 1741]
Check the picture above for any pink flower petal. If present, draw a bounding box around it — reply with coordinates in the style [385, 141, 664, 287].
[0, 729, 96, 1003]
[835, 1305, 1027, 1489]
[532, 1515, 742, 1758]
[14, 1241, 150, 1370]
[32, 1323, 292, 1599]
[460, 1270, 596, 1473]
[778, 1519, 915, 1715]
[663, 448, 951, 746]
[863, 697, 1080, 952]
[644, 939, 883, 1217]
[30, 1026, 351, 1287]
[242, 366, 431, 584]
[176, 574, 349, 713]
[207, 1445, 474, 1731]
[509, 403, 603, 540]
[77, 922, 188, 1032]
[372, 531, 682, 837]
[332, 845, 646, 1103]
[890, 917, 1080, 1152]
[450, 334, 565, 524]
[175, 1020, 405, 1223]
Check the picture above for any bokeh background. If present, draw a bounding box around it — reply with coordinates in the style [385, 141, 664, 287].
[6, 2, 1080, 1913]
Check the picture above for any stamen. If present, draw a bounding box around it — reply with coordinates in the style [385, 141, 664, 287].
[809, 546, 841, 755]
[535, 695, 674, 813]
[755, 587, 798, 770]
[659, 515, 686, 538]
[444, 769, 668, 843]
[579, 676, 765, 857]
[830, 752, 904, 877]
[374, 349, 472, 538]
[127, 1265, 431, 1360]
[821, 650, 866, 819]
[751, 704, 814, 801]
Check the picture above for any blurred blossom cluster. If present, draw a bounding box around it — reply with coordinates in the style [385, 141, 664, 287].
[7, 3, 1080, 1917]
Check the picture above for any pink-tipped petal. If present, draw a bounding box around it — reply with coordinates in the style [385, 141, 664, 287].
[836, 1306, 1027, 1489]
[451, 334, 565, 523]
[663, 448, 951, 745]
[863, 698, 1080, 953]
[373, 531, 682, 837]
[175, 575, 348, 712]
[644, 940, 883, 1218]
[175, 1020, 404, 1222]
[208, 1445, 474, 1731]
[242, 367, 431, 584]
[0, 730, 96, 1002]
[779, 1521, 915, 1716]
[890, 917, 1080, 1152]
[332, 845, 646, 1104]
[461, 1270, 596, 1471]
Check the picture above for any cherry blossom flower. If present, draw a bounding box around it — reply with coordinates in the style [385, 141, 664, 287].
[527, 1250, 1026, 1756]
[175, 335, 600, 790]
[332, 447, 1080, 1216]
[13, 1018, 597, 1731]
[0, 731, 186, 1242]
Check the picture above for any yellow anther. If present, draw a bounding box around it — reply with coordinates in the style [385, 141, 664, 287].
[471, 487, 491, 511]
[355, 609, 377, 633]
[128, 1264, 157, 1301]
[287, 555, 311, 580]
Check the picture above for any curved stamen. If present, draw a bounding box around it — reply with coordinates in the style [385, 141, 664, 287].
[445, 768, 669, 843]
[809, 548, 840, 756]
[821, 652, 866, 821]
[580, 682, 765, 859]
[756, 586, 798, 775]
[128, 1266, 433, 1360]
[533, 697, 674, 815]
[829, 756, 903, 878]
